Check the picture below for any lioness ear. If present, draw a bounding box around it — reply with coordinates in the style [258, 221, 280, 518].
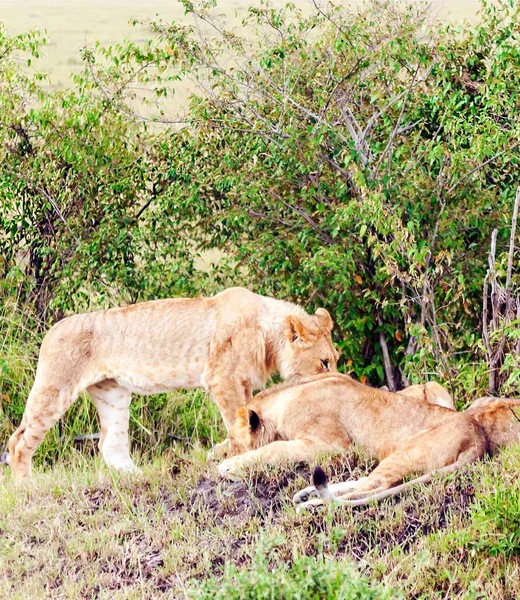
[314, 308, 333, 331]
[249, 410, 260, 432]
[236, 406, 250, 423]
[285, 315, 307, 343]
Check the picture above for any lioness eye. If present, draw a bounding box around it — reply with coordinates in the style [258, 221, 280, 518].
[321, 359, 329, 369]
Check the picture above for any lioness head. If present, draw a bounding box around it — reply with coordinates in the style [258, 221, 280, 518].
[228, 406, 274, 456]
[281, 308, 339, 380]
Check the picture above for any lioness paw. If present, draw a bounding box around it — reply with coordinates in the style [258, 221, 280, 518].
[293, 485, 319, 505]
[208, 439, 230, 460]
[105, 458, 142, 475]
[217, 457, 244, 480]
[296, 498, 325, 512]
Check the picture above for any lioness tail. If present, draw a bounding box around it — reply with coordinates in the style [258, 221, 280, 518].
[313, 465, 338, 501]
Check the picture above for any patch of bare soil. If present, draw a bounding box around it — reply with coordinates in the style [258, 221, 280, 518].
[194, 467, 307, 521]
[340, 477, 477, 560]
[189, 451, 376, 521]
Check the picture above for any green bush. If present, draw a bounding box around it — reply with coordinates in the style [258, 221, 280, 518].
[1, 0, 520, 412]
[80, 0, 520, 395]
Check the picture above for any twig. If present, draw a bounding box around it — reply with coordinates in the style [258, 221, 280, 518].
[446, 141, 520, 195]
[516, 298, 520, 357]
[488, 229, 498, 334]
[378, 315, 396, 391]
[482, 270, 490, 358]
[247, 209, 294, 229]
[268, 189, 335, 246]
[374, 63, 421, 180]
[504, 186, 520, 317]
[35, 186, 82, 246]
[311, 0, 355, 49]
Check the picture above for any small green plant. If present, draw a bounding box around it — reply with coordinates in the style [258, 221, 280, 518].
[467, 471, 520, 557]
[190, 541, 400, 600]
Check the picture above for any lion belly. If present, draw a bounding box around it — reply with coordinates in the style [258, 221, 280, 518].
[112, 358, 206, 394]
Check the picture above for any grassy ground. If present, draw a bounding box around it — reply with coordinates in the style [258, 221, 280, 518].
[1, 438, 520, 598]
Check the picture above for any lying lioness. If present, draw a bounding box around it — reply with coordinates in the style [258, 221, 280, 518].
[9, 287, 338, 482]
[218, 373, 520, 508]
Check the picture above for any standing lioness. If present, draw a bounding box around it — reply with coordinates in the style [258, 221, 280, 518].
[9, 287, 337, 482]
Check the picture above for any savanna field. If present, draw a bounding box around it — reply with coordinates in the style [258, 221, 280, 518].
[1, 0, 520, 598]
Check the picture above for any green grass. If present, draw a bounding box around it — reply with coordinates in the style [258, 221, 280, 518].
[193, 545, 399, 599]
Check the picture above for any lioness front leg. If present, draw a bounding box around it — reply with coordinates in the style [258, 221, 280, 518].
[208, 377, 251, 430]
[205, 372, 253, 460]
[218, 438, 333, 479]
[208, 439, 231, 460]
[205, 326, 267, 457]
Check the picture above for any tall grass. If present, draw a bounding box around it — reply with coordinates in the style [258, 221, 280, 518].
[0, 299, 41, 451]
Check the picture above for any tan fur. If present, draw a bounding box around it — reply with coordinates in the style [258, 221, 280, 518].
[9, 287, 338, 482]
[398, 381, 455, 410]
[217, 373, 520, 508]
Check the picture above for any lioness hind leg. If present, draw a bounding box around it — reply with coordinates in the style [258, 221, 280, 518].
[87, 381, 137, 472]
[297, 418, 488, 509]
[334, 423, 486, 502]
[9, 383, 78, 483]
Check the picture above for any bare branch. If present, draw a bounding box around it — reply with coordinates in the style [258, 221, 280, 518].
[268, 189, 335, 246]
[247, 209, 295, 230]
[489, 228, 498, 333]
[374, 63, 421, 179]
[504, 185, 520, 314]
[378, 315, 396, 391]
[35, 187, 81, 246]
[489, 187, 520, 392]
